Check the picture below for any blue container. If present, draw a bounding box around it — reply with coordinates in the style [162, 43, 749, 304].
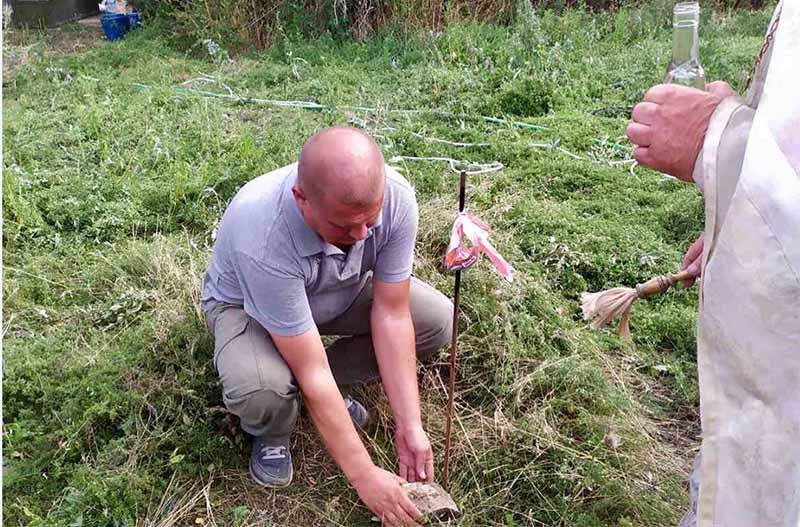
[101, 13, 130, 41]
[127, 12, 142, 29]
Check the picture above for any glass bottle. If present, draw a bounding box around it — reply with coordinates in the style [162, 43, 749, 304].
[665, 2, 706, 90]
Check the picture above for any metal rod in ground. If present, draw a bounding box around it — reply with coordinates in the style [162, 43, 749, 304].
[442, 170, 467, 489]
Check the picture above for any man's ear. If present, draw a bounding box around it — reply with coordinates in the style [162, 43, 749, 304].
[292, 185, 308, 206]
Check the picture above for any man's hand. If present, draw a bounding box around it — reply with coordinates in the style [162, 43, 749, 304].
[351, 466, 422, 526]
[627, 82, 735, 182]
[705, 81, 736, 100]
[395, 424, 434, 483]
[681, 233, 705, 288]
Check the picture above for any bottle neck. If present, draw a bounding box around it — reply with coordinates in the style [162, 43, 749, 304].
[672, 20, 700, 65]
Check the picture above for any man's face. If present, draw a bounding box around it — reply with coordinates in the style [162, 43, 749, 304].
[293, 187, 383, 247]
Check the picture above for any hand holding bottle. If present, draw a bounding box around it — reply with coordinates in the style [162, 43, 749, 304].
[627, 84, 727, 182]
[629, 1, 736, 180]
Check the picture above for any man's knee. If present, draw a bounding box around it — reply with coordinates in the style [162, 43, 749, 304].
[422, 298, 453, 361]
[215, 315, 297, 394]
[224, 387, 300, 438]
[214, 318, 301, 434]
[219, 361, 298, 406]
[411, 280, 453, 363]
[219, 358, 300, 436]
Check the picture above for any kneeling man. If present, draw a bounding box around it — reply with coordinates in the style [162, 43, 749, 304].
[202, 127, 453, 525]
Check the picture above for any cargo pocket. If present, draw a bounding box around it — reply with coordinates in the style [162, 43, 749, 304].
[211, 306, 250, 372]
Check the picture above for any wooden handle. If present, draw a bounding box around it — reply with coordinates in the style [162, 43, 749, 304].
[635, 270, 694, 298]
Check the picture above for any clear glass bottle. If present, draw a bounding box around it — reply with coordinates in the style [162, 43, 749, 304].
[665, 2, 706, 90]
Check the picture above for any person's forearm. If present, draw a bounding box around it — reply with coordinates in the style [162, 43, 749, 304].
[300, 369, 374, 481]
[371, 305, 421, 429]
[272, 330, 377, 482]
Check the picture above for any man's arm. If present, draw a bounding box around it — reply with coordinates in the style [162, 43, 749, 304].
[272, 329, 371, 478]
[271, 328, 421, 526]
[626, 81, 741, 288]
[371, 278, 434, 484]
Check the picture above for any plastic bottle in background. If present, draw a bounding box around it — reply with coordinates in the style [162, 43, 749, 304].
[99, 0, 120, 14]
[665, 1, 706, 90]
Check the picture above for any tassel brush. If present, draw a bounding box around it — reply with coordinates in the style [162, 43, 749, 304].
[580, 270, 693, 338]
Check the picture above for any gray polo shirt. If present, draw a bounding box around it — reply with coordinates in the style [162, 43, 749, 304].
[202, 163, 418, 337]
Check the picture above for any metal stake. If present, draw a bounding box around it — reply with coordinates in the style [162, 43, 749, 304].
[442, 170, 467, 489]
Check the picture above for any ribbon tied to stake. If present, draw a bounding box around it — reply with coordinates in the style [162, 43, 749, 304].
[441, 175, 514, 489]
[444, 212, 515, 281]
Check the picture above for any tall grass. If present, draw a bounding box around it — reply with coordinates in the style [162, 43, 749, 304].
[139, 0, 771, 50]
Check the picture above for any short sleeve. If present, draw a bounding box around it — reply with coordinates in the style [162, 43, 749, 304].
[374, 187, 419, 283]
[231, 251, 315, 337]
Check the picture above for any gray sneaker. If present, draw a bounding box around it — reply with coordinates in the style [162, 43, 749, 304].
[249, 434, 293, 488]
[344, 396, 369, 428]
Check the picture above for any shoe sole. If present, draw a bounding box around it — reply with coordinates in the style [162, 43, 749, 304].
[249, 460, 293, 489]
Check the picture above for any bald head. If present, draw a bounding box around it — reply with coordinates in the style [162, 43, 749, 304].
[297, 127, 385, 209]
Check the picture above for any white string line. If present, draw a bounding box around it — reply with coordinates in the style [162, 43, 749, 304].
[135, 80, 641, 175]
[346, 114, 491, 148]
[528, 142, 638, 174]
[181, 74, 235, 96]
[389, 155, 504, 175]
[133, 82, 549, 131]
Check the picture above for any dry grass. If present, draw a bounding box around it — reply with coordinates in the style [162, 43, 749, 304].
[2, 22, 101, 81]
[162, 0, 518, 49]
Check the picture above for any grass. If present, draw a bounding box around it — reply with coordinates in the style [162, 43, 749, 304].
[2, 4, 772, 526]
